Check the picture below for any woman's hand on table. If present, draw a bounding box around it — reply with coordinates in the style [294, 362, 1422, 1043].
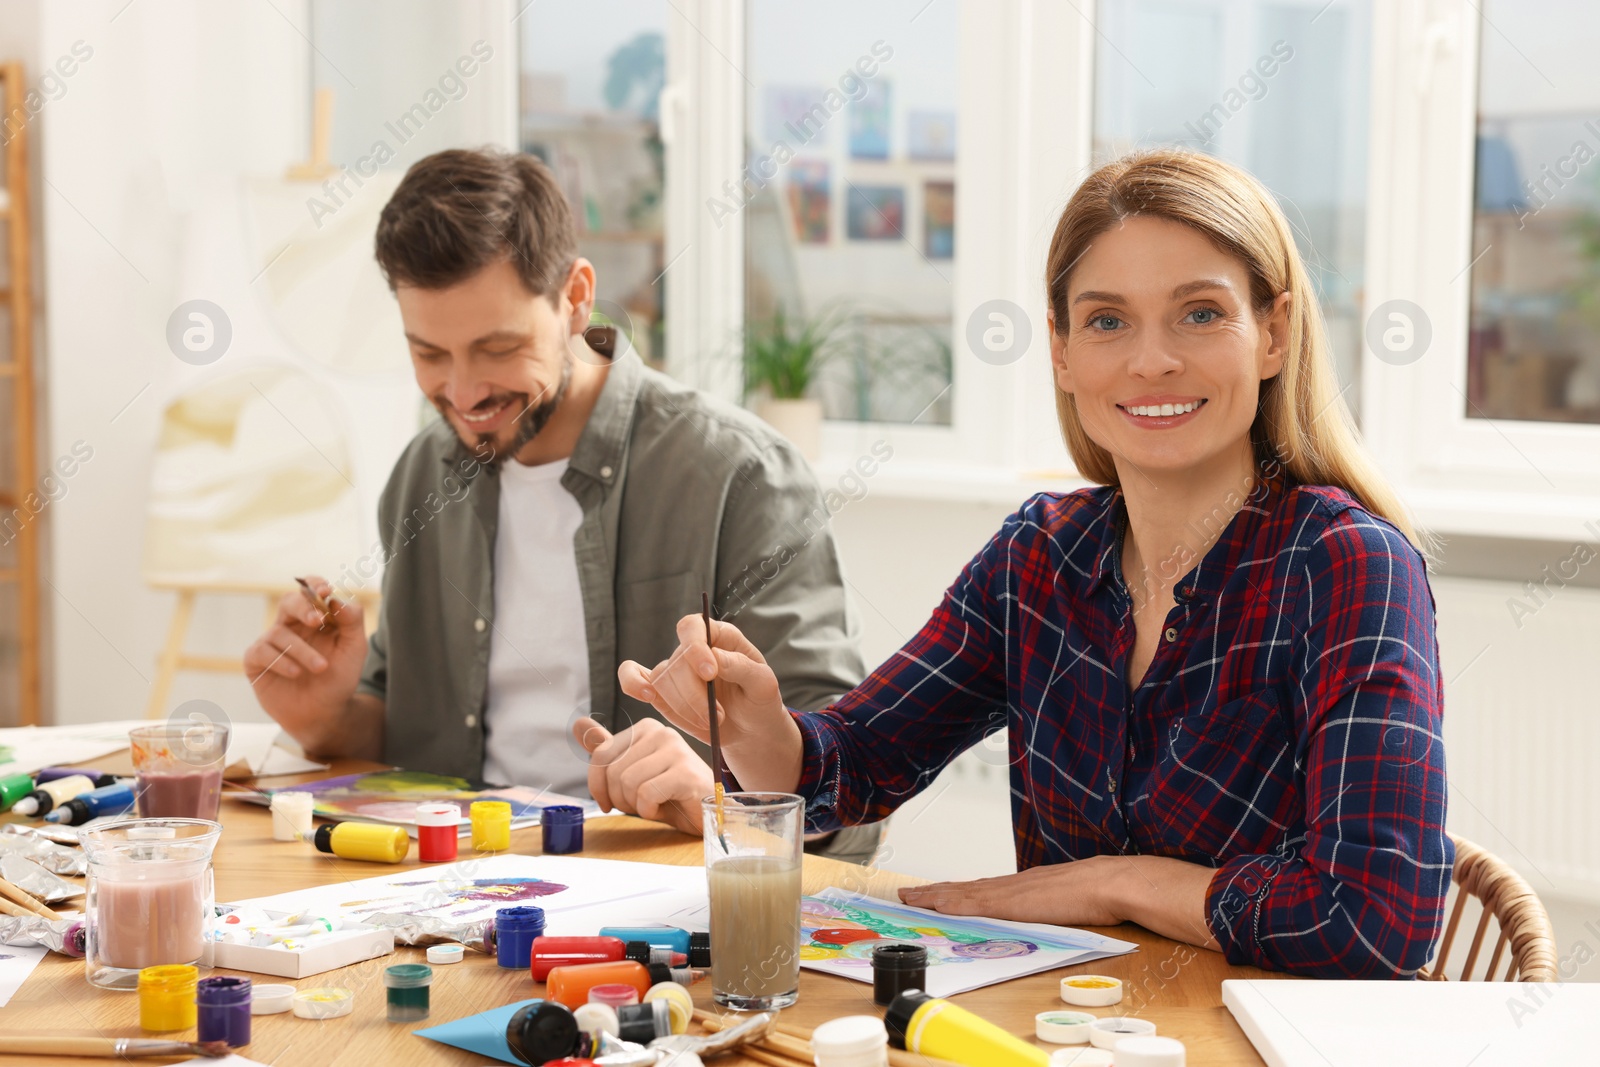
[900, 854, 1221, 951]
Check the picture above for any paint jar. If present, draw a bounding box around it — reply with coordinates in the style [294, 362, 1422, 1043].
[269, 792, 314, 842]
[643, 981, 693, 1034]
[313, 822, 409, 863]
[541, 805, 584, 854]
[471, 801, 512, 852]
[384, 963, 433, 1023]
[496, 906, 546, 970]
[416, 802, 460, 863]
[812, 1015, 891, 1067]
[505, 1000, 582, 1066]
[83, 819, 220, 990]
[196, 975, 253, 1048]
[588, 983, 639, 1009]
[616, 999, 673, 1044]
[129, 722, 228, 820]
[137, 964, 198, 1032]
[546, 960, 656, 1008]
[871, 942, 928, 1006]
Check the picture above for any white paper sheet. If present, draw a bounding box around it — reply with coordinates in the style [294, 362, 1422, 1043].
[0, 944, 48, 1007]
[0, 719, 326, 779]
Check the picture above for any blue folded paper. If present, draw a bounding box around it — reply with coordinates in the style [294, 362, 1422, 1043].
[413, 998, 541, 1065]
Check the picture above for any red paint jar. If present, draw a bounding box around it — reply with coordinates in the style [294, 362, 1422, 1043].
[415, 803, 460, 864]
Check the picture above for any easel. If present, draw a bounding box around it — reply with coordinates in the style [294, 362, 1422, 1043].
[145, 581, 380, 720]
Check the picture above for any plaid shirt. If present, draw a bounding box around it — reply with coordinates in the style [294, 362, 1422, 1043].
[793, 473, 1453, 978]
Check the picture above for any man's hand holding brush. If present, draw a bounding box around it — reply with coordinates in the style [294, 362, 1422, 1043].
[617, 614, 806, 797]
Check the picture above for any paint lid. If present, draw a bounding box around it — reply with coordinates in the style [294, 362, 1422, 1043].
[573, 1001, 620, 1037]
[884, 989, 934, 1049]
[871, 941, 928, 970]
[588, 983, 639, 1009]
[471, 800, 512, 821]
[384, 963, 433, 989]
[1087, 1016, 1156, 1051]
[1050, 1049, 1115, 1067]
[688, 930, 711, 968]
[616, 1000, 672, 1044]
[427, 944, 466, 965]
[196, 975, 252, 1006]
[1060, 974, 1124, 1007]
[1036, 1010, 1096, 1045]
[415, 802, 461, 828]
[292, 987, 354, 1020]
[812, 1015, 889, 1057]
[642, 981, 693, 1034]
[542, 804, 584, 825]
[496, 906, 546, 933]
[506, 1001, 580, 1066]
[1111, 1035, 1186, 1067]
[250, 983, 295, 1015]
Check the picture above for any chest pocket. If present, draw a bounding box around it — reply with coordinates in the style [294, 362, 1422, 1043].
[1161, 689, 1297, 855]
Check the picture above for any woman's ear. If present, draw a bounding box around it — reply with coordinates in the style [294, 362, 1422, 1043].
[1049, 310, 1074, 394]
[1260, 291, 1291, 380]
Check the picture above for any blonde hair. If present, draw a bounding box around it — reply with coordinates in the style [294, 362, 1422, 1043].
[1045, 148, 1423, 550]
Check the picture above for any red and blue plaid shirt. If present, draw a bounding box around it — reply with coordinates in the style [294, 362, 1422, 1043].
[793, 473, 1452, 978]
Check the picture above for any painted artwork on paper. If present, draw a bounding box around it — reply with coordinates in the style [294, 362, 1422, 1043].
[255, 770, 596, 829]
[798, 890, 1139, 997]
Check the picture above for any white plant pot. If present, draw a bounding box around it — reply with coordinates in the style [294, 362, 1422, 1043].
[756, 397, 824, 461]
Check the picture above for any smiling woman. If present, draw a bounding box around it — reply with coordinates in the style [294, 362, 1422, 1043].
[621, 148, 1453, 980]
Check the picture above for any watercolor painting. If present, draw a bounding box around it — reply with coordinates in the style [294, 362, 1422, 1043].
[923, 180, 954, 259]
[787, 160, 831, 244]
[254, 770, 596, 830]
[329, 876, 571, 922]
[849, 80, 891, 159]
[846, 185, 905, 241]
[798, 890, 1138, 997]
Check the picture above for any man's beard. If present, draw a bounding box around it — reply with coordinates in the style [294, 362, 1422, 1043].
[448, 353, 573, 468]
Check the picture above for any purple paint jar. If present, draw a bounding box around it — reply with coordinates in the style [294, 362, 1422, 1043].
[542, 805, 584, 855]
[196, 975, 252, 1047]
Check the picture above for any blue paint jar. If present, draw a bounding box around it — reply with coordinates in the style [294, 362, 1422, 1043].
[196, 975, 252, 1047]
[541, 805, 585, 855]
[496, 906, 546, 970]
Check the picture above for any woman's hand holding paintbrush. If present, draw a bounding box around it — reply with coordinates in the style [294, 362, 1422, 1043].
[617, 614, 805, 796]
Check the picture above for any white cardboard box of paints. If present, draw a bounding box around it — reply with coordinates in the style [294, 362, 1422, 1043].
[201, 912, 394, 979]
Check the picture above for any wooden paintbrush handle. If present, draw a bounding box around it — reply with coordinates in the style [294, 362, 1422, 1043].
[0, 1035, 121, 1056]
[0, 877, 61, 919]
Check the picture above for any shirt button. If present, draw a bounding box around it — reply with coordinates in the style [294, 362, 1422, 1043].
[600, 465, 614, 479]
[464, 714, 478, 728]
[1108, 775, 1117, 792]
[1164, 627, 1178, 643]
[474, 617, 487, 632]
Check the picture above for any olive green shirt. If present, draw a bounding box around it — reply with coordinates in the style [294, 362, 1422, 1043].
[357, 351, 867, 788]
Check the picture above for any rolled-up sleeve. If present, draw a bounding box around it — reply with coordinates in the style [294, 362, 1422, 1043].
[792, 519, 1013, 832]
[1205, 513, 1453, 977]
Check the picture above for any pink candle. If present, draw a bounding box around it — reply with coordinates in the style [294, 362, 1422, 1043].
[94, 873, 207, 969]
[135, 769, 222, 820]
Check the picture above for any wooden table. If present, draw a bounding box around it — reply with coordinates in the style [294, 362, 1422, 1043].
[0, 760, 1283, 1065]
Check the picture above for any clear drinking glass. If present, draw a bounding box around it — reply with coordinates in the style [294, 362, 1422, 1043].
[82, 819, 221, 990]
[129, 722, 230, 821]
[702, 792, 804, 1011]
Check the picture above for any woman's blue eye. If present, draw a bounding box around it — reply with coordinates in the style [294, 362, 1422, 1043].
[1187, 307, 1221, 324]
[1088, 314, 1121, 331]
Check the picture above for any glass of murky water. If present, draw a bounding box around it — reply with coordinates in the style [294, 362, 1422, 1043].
[702, 792, 803, 1010]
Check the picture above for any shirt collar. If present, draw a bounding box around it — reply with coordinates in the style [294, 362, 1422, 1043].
[1081, 465, 1292, 602]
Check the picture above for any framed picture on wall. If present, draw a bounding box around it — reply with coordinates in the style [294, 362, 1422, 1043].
[788, 160, 831, 244]
[907, 110, 956, 161]
[849, 80, 891, 159]
[846, 184, 905, 240]
[924, 180, 954, 258]
[764, 85, 831, 146]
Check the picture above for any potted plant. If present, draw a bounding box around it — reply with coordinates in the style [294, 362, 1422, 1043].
[743, 308, 840, 459]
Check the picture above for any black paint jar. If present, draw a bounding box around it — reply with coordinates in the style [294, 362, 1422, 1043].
[871, 942, 928, 1006]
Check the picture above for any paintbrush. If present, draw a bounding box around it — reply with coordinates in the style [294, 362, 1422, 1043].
[294, 576, 332, 627]
[702, 591, 728, 852]
[0, 1036, 232, 1058]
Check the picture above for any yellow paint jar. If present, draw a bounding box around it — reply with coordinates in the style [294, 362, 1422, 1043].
[471, 800, 512, 852]
[138, 964, 198, 1032]
[312, 821, 410, 863]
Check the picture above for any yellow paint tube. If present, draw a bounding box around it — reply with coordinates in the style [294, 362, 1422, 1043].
[884, 990, 1051, 1066]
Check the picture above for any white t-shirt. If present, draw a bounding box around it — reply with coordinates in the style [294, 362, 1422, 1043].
[480, 458, 591, 795]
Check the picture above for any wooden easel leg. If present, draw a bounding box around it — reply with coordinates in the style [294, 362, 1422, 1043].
[146, 589, 195, 719]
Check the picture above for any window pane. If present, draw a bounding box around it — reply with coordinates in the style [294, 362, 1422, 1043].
[1469, 0, 1600, 424]
[520, 2, 668, 368]
[1092, 0, 1371, 418]
[744, 0, 956, 425]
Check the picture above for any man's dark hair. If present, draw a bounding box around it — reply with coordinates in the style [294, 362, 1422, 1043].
[375, 148, 578, 300]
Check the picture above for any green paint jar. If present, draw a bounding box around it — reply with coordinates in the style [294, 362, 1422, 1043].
[384, 963, 432, 1023]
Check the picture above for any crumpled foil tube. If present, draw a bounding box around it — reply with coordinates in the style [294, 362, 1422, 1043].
[0, 914, 85, 956]
[359, 911, 495, 954]
[0, 828, 88, 875]
[0, 854, 83, 903]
